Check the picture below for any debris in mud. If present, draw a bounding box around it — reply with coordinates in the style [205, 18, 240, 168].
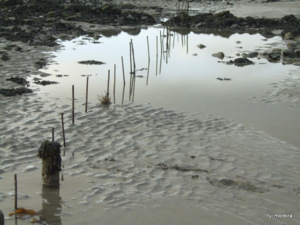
[7, 76, 29, 86]
[78, 60, 105, 65]
[0, 87, 32, 96]
[156, 163, 208, 173]
[227, 57, 254, 67]
[207, 177, 268, 193]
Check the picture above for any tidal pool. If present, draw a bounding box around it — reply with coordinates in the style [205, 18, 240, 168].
[35, 26, 300, 147]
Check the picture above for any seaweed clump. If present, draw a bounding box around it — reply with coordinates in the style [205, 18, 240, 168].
[37, 140, 62, 187]
[98, 92, 111, 106]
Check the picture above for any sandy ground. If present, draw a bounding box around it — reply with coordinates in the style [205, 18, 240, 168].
[1, 0, 300, 225]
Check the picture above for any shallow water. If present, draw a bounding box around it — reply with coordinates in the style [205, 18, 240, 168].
[1, 26, 300, 225]
[36, 26, 300, 147]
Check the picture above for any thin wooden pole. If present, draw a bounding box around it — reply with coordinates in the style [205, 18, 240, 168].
[52, 128, 54, 143]
[85, 77, 89, 113]
[113, 64, 116, 104]
[61, 113, 66, 147]
[107, 70, 110, 97]
[72, 85, 74, 124]
[121, 56, 125, 86]
[14, 174, 17, 210]
[147, 36, 150, 62]
[131, 39, 136, 74]
[156, 36, 158, 75]
[129, 42, 132, 75]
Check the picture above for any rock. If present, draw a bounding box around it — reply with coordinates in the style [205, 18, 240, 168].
[266, 50, 281, 62]
[0, 87, 33, 96]
[197, 44, 206, 49]
[247, 52, 259, 58]
[227, 58, 254, 67]
[7, 76, 29, 86]
[283, 32, 294, 40]
[35, 58, 47, 69]
[78, 60, 105, 65]
[212, 52, 225, 59]
[34, 80, 59, 86]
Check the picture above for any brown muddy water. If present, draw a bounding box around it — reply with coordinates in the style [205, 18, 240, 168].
[36, 26, 300, 148]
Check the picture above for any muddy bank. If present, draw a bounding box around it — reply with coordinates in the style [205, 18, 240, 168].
[0, 0, 157, 47]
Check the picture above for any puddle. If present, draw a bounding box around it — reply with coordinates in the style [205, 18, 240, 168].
[34, 26, 300, 147]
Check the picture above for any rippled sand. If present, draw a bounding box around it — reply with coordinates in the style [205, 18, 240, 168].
[1, 0, 300, 223]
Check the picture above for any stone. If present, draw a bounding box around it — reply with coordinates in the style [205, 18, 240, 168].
[212, 52, 225, 60]
[197, 44, 206, 49]
[227, 58, 254, 67]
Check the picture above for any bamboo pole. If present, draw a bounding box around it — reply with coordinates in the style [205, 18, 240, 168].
[121, 56, 125, 86]
[14, 174, 17, 210]
[122, 82, 125, 105]
[107, 70, 110, 97]
[156, 36, 158, 75]
[131, 39, 136, 74]
[61, 113, 66, 147]
[85, 77, 89, 113]
[129, 42, 132, 75]
[113, 64, 116, 104]
[72, 85, 74, 124]
[147, 36, 150, 62]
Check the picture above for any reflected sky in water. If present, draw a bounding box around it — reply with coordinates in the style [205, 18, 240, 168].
[35, 27, 300, 147]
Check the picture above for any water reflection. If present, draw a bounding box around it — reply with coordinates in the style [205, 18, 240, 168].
[39, 186, 62, 225]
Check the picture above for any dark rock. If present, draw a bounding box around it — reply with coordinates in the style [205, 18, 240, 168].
[35, 58, 47, 69]
[78, 60, 105, 65]
[34, 80, 58, 86]
[247, 52, 259, 58]
[0, 87, 32, 96]
[227, 58, 254, 67]
[212, 52, 225, 59]
[266, 52, 281, 63]
[7, 76, 29, 86]
[197, 44, 206, 49]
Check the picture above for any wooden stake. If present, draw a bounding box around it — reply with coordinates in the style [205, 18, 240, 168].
[85, 77, 89, 113]
[131, 39, 136, 74]
[156, 36, 158, 75]
[72, 85, 75, 124]
[14, 174, 17, 210]
[121, 56, 125, 86]
[147, 36, 150, 62]
[107, 70, 110, 97]
[129, 42, 132, 76]
[113, 64, 116, 104]
[61, 113, 66, 147]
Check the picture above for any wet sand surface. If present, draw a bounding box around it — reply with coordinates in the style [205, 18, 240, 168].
[1, 0, 300, 225]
